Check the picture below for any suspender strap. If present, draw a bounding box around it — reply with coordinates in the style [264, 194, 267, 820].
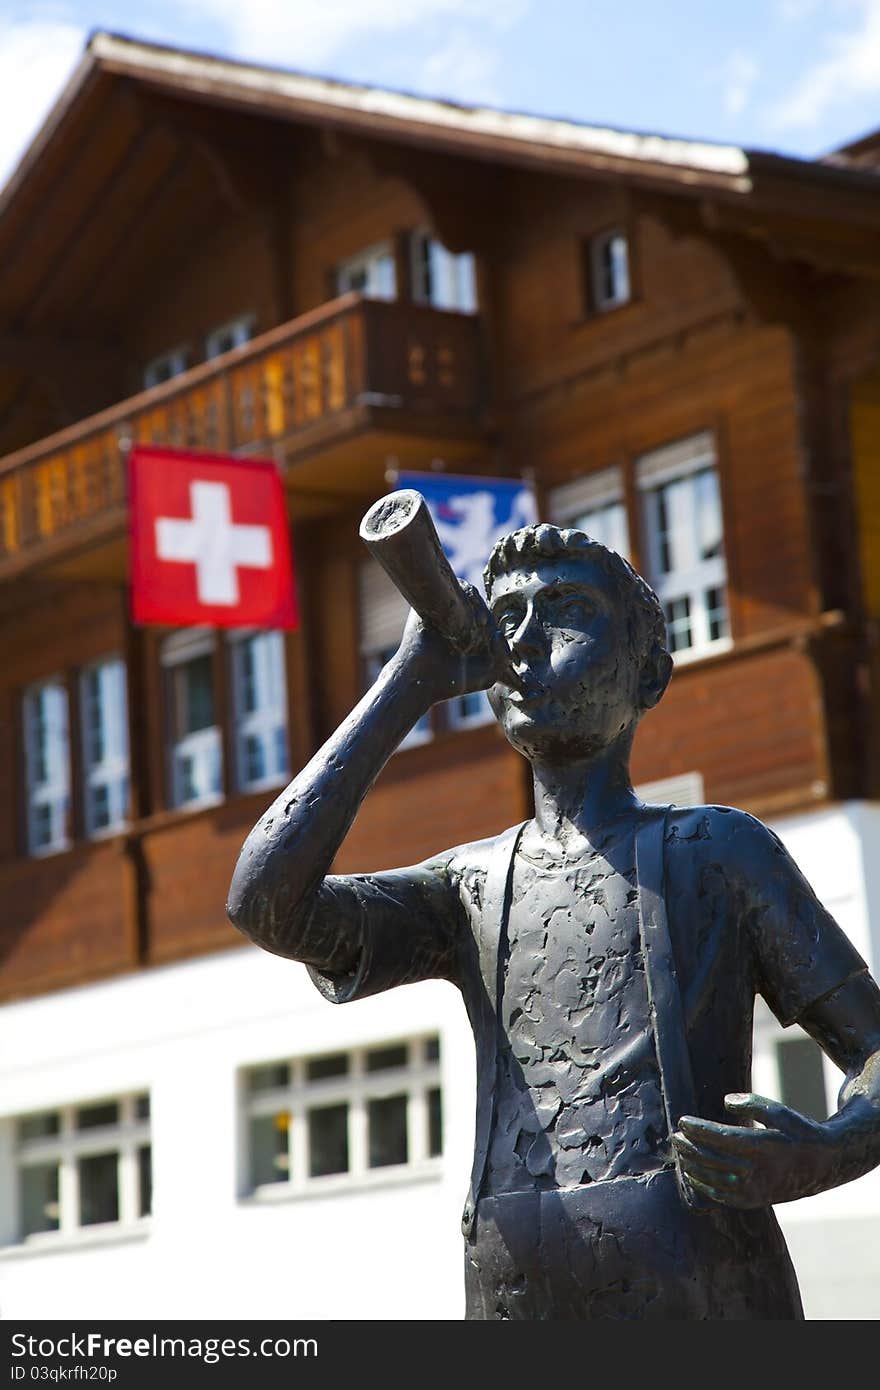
[635, 806, 703, 1211]
[461, 820, 525, 1240]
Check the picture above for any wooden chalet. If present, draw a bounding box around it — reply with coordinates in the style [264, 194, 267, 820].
[7, 29, 880, 1324]
[1, 29, 879, 1009]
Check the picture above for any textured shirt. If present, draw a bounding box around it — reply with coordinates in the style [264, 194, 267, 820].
[486, 824, 667, 1192]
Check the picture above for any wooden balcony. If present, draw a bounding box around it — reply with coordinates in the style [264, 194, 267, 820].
[0, 294, 487, 583]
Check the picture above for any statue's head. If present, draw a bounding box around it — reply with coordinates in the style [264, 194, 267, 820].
[482, 524, 673, 763]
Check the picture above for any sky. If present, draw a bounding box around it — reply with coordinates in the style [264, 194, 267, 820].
[3, 0, 880, 193]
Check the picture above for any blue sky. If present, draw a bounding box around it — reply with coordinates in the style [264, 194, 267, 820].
[3, 1, 880, 192]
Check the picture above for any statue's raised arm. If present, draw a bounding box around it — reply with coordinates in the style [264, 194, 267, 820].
[226, 491, 511, 971]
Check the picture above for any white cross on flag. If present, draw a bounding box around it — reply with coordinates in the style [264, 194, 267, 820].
[129, 446, 297, 629]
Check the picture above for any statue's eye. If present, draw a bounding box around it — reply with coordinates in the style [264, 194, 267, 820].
[555, 592, 592, 623]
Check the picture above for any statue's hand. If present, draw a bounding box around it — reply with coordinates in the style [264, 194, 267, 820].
[671, 1092, 838, 1209]
[394, 581, 514, 704]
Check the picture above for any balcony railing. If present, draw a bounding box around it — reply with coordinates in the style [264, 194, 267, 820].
[0, 293, 484, 573]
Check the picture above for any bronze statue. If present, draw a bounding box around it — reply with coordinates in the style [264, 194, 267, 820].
[228, 492, 880, 1320]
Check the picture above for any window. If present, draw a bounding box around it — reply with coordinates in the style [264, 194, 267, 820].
[776, 1034, 828, 1121]
[162, 630, 222, 809]
[229, 630, 290, 793]
[336, 242, 396, 301]
[446, 689, 494, 731]
[359, 560, 431, 748]
[243, 1036, 442, 1195]
[12, 1093, 151, 1244]
[143, 347, 188, 390]
[549, 467, 630, 559]
[637, 433, 730, 659]
[588, 229, 630, 312]
[80, 657, 129, 837]
[205, 314, 255, 361]
[635, 771, 704, 808]
[411, 232, 477, 313]
[23, 678, 70, 856]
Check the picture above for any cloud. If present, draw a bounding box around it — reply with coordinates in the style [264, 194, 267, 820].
[722, 52, 759, 117]
[0, 16, 85, 193]
[177, 0, 527, 68]
[418, 31, 504, 106]
[773, 0, 880, 129]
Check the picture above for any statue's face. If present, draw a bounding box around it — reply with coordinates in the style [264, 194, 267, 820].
[487, 554, 642, 762]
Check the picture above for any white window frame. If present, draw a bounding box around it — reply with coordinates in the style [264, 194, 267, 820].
[143, 345, 189, 390]
[23, 677, 70, 857]
[242, 1036, 442, 1200]
[549, 466, 630, 559]
[80, 656, 130, 838]
[336, 241, 397, 301]
[228, 629, 290, 794]
[590, 228, 631, 312]
[410, 230, 477, 314]
[204, 313, 255, 361]
[637, 433, 732, 664]
[161, 629, 223, 811]
[11, 1093, 151, 1247]
[359, 559, 431, 749]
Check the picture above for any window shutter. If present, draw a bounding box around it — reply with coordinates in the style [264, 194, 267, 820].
[549, 467, 622, 522]
[635, 770, 704, 807]
[359, 560, 410, 655]
[636, 432, 715, 490]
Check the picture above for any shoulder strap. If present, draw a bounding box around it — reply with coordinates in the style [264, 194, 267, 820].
[635, 806, 705, 1211]
[461, 819, 526, 1241]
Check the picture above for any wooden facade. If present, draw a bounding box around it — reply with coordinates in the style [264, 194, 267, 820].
[2, 33, 880, 1000]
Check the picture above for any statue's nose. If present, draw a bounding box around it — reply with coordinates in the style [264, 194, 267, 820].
[510, 607, 545, 661]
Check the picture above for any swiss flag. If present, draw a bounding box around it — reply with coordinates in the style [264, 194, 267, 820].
[128, 445, 297, 629]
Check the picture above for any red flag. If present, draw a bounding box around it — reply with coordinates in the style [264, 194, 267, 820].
[128, 445, 297, 629]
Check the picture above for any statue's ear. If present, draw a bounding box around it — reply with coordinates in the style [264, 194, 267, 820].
[639, 647, 673, 711]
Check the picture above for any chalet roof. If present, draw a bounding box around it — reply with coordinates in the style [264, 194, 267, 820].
[1, 26, 879, 342]
[3, 30, 756, 212]
[7, 27, 880, 216]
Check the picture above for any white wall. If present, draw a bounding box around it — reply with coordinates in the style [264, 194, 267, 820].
[0, 949, 476, 1321]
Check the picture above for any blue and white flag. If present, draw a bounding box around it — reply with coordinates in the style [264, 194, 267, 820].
[396, 472, 537, 594]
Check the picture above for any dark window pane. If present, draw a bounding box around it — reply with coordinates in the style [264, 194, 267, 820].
[308, 1103, 349, 1177]
[250, 1113, 290, 1187]
[21, 1163, 59, 1236]
[18, 1111, 59, 1142]
[428, 1087, 443, 1157]
[91, 783, 110, 829]
[138, 1145, 152, 1216]
[366, 1044, 408, 1073]
[244, 734, 265, 784]
[424, 1037, 441, 1062]
[247, 1063, 290, 1093]
[76, 1102, 119, 1130]
[134, 1094, 150, 1120]
[368, 1094, 408, 1168]
[777, 1036, 827, 1121]
[183, 655, 215, 734]
[664, 597, 692, 654]
[306, 1053, 349, 1082]
[78, 1152, 119, 1226]
[706, 586, 729, 642]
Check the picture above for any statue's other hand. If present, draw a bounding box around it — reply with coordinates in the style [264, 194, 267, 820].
[670, 1093, 837, 1209]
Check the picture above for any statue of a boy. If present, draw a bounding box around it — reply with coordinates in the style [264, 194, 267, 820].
[228, 521, 880, 1319]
